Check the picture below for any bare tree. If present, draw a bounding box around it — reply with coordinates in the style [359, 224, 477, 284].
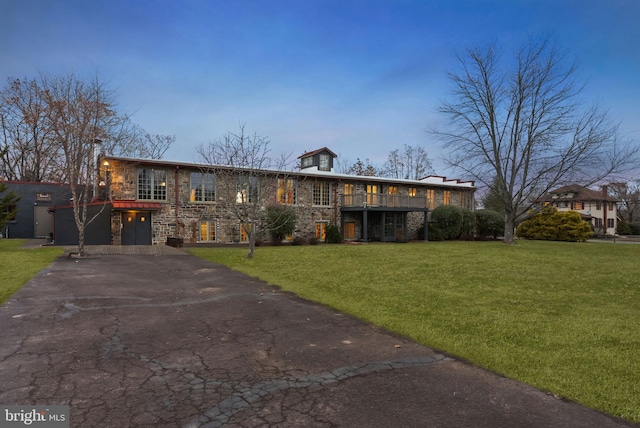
[196, 124, 284, 258]
[39, 73, 121, 256]
[608, 179, 640, 223]
[347, 158, 378, 176]
[382, 144, 434, 180]
[0, 76, 174, 182]
[0, 78, 59, 181]
[435, 36, 638, 244]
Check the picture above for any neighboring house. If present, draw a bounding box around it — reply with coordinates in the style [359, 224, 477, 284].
[69, 148, 475, 246]
[0, 181, 71, 239]
[538, 185, 619, 235]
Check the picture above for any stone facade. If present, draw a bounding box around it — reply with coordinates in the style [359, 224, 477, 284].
[103, 156, 475, 245]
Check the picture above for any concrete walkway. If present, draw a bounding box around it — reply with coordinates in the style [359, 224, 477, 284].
[0, 250, 636, 427]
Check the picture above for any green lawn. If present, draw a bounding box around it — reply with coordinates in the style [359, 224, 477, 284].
[189, 240, 640, 423]
[0, 239, 64, 304]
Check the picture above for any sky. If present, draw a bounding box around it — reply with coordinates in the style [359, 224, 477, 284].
[1, 0, 639, 176]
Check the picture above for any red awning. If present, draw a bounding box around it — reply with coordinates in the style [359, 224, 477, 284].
[111, 200, 163, 210]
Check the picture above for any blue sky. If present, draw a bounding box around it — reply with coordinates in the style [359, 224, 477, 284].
[2, 0, 639, 174]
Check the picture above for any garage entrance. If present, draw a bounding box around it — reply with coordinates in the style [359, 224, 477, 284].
[121, 211, 152, 245]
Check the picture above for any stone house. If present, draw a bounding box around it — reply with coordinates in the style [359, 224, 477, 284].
[99, 148, 476, 245]
[538, 184, 619, 235]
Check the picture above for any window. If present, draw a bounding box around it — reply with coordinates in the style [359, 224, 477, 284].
[596, 202, 602, 210]
[236, 176, 258, 204]
[343, 222, 355, 240]
[190, 172, 216, 202]
[594, 218, 603, 228]
[313, 181, 330, 206]
[408, 187, 417, 197]
[319, 154, 330, 171]
[315, 222, 327, 240]
[609, 203, 614, 211]
[427, 189, 435, 209]
[301, 156, 312, 168]
[388, 186, 398, 207]
[138, 168, 167, 200]
[240, 223, 253, 242]
[344, 183, 354, 206]
[607, 218, 615, 228]
[443, 190, 451, 205]
[367, 184, 379, 205]
[574, 201, 584, 210]
[199, 221, 216, 242]
[277, 178, 296, 205]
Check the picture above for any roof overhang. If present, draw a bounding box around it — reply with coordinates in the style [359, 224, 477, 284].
[111, 200, 163, 210]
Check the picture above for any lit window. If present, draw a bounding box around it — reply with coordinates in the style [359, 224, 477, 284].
[343, 183, 354, 206]
[138, 168, 166, 201]
[343, 222, 355, 240]
[367, 184, 379, 206]
[277, 178, 296, 205]
[240, 223, 253, 242]
[426, 189, 435, 209]
[315, 222, 327, 240]
[408, 187, 417, 197]
[199, 221, 216, 242]
[388, 186, 398, 207]
[313, 181, 330, 205]
[443, 190, 451, 205]
[236, 176, 258, 204]
[190, 172, 216, 202]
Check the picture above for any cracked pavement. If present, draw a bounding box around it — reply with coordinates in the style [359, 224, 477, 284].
[0, 252, 636, 427]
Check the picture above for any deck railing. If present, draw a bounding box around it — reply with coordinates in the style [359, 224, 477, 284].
[341, 193, 430, 209]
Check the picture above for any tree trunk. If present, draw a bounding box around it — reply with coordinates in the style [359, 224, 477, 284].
[247, 224, 255, 259]
[77, 226, 86, 257]
[503, 212, 516, 245]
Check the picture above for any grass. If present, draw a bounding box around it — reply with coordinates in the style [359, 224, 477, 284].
[189, 240, 640, 423]
[0, 239, 64, 305]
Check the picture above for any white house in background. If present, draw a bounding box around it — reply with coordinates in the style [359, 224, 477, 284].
[539, 185, 619, 235]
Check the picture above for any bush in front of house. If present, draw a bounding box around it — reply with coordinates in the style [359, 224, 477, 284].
[617, 220, 632, 235]
[266, 205, 297, 244]
[325, 223, 342, 244]
[516, 206, 592, 242]
[628, 222, 640, 235]
[475, 209, 505, 240]
[430, 205, 464, 240]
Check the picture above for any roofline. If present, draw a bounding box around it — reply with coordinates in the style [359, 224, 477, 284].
[297, 147, 338, 159]
[104, 156, 476, 189]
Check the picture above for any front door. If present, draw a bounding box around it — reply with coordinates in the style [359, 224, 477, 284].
[121, 211, 152, 245]
[34, 206, 54, 238]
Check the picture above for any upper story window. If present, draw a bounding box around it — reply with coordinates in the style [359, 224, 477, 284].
[426, 189, 435, 209]
[301, 157, 313, 168]
[408, 187, 417, 197]
[313, 181, 331, 206]
[190, 172, 216, 202]
[367, 184, 380, 206]
[137, 168, 166, 201]
[343, 183, 354, 206]
[319, 154, 330, 171]
[277, 178, 297, 205]
[236, 176, 258, 204]
[443, 190, 451, 205]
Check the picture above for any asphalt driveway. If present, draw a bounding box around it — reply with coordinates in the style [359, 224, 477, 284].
[0, 251, 636, 427]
